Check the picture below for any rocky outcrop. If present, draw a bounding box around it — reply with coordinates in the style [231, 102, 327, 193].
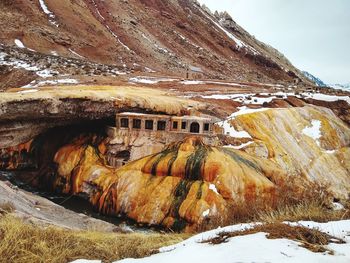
[0, 65, 36, 91]
[1, 105, 349, 232]
[0, 179, 119, 232]
[232, 105, 350, 199]
[51, 136, 285, 232]
[0, 86, 208, 148]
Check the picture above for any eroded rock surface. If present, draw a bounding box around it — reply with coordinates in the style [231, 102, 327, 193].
[0, 179, 118, 232]
[0, 86, 208, 148]
[1, 105, 349, 232]
[232, 106, 350, 199]
[50, 135, 285, 232]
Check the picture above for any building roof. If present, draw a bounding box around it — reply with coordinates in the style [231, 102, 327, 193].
[116, 112, 216, 122]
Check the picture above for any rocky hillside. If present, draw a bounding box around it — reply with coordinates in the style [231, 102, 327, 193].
[0, 0, 313, 85]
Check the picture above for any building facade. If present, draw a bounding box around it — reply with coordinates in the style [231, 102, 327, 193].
[115, 112, 215, 135]
[106, 112, 220, 168]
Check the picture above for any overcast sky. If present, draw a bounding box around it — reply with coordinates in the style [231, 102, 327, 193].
[198, 0, 349, 84]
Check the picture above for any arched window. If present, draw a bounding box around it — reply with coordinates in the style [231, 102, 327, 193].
[190, 122, 200, 133]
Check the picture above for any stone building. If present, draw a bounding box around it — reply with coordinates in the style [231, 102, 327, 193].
[106, 112, 221, 168]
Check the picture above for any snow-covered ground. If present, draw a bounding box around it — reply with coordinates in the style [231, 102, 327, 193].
[22, 78, 79, 88]
[300, 92, 350, 105]
[202, 91, 350, 105]
[71, 220, 350, 263]
[129, 76, 178, 84]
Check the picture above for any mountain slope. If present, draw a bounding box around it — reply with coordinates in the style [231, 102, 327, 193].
[302, 71, 327, 87]
[0, 0, 314, 84]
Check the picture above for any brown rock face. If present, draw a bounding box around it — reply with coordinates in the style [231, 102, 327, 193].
[0, 65, 37, 91]
[0, 0, 311, 83]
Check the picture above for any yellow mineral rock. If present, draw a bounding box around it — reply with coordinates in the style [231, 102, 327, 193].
[52, 136, 285, 231]
[233, 105, 350, 199]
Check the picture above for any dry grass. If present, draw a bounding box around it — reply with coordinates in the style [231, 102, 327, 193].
[202, 222, 345, 254]
[200, 180, 350, 231]
[0, 201, 15, 214]
[0, 215, 189, 263]
[258, 200, 350, 223]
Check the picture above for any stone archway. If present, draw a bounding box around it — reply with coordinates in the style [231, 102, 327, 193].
[190, 122, 200, 133]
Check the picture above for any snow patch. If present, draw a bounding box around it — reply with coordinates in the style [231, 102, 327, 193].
[17, 89, 39, 94]
[209, 184, 219, 195]
[197, 7, 259, 54]
[202, 209, 210, 217]
[223, 141, 254, 150]
[181, 80, 204, 85]
[217, 107, 269, 139]
[332, 202, 345, 211]
[36, 79, 78, 86]
[302, 120, 322, 146]
[14, 39, 25, 49]
[69, 48, 85, 59]
[105, 24, 131, 52]
[129, 76, 177, 84]
[36, 69, 58, 78]
[91, 0, 105, 20]
[39, 0, 59, 27]
[300, 92, 350, 105]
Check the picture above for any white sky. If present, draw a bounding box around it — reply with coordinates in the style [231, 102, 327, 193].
[198, 0, 350, 84]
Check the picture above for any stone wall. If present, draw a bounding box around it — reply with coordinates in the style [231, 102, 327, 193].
[106, 127, 221, 168]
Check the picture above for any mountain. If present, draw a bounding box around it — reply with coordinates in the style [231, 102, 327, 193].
[329, 83, 350, 91]
[302, 71, 327, 87]
[0, 0, 313, 85]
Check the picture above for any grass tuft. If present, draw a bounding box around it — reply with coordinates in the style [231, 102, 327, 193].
[0, 202, 15, 214]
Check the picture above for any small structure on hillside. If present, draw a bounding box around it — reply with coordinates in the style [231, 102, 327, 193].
[186, 65, 204, 79]
[106, 112, 221, 168]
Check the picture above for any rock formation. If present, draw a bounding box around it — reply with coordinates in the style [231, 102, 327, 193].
[0, 86, 208, 148]
[42, 134, 286, 232]
[232, 105, 350, 199]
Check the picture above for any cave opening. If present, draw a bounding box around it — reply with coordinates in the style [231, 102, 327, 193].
[0, 117, 147, 229]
